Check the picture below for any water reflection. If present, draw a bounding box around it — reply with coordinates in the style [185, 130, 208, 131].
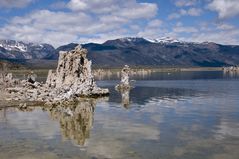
[223, 70, 239, 78]
[215, 120, 239, 139]
[0, 98, 108, 147]
[45, 99, 96, 146]
[116, 87, 131, 109]
[1, 71, 239, 159]
[109, 85, 200, 108]
[0, 108, 6, 122]
[96, 71, 229, 81]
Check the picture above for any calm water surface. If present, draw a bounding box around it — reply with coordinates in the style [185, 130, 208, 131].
[1, 71, 239, 159]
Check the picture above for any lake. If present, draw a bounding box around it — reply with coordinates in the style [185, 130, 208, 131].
[0, 70, 239, 159]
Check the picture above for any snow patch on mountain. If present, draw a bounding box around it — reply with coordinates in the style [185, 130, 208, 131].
[0, 40, 28, 52]
[118, 37, 144, 42]
[145, 37, 181, 43]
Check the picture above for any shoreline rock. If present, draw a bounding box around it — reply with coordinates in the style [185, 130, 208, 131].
[115, 65, 132, 90]
[3, 45, 109, 104]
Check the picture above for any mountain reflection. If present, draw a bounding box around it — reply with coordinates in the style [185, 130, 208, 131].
[45, 99, 97, 146]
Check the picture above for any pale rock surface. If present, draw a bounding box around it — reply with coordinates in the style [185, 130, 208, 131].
[223, 66, 239, 72]
[0, 73, 20, 88]
[45, 45, 109, 98]
[4, 45, 109, 103]
[115, 65, 131, 90]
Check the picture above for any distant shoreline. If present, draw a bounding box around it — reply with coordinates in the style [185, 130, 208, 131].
[7, 67, 223, 75]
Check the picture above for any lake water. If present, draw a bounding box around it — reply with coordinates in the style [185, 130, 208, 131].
[0, 71, 239, 159]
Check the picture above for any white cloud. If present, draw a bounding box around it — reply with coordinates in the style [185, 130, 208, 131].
[68, 0, 88, 11]
[216, 23, 235, 30]
[168, 13, 181, 20]
[175, 0, 198, 7]
[147, 19, 162, 28]
[49, 1, 67, 10]
[67, 0, 158, 19]
[0, 0, 159, 46]
[208, 0, 239, 19]
[176, 22, 183, 27]
[0, 0, 238, 46]
[99, 15, 129, 24]
[118, 3, 158, 19]
[0, 10, 97, 46]
[137, 19, 166, 39]
[168, 8, 202, 19]
[0, 0, 34, 9]
[0, 0, 158, 47]
[188, 8, 202, 16]
[173, 26, 198, 33]
[189, 29, 239, 45]
[176, 21, 239, 45]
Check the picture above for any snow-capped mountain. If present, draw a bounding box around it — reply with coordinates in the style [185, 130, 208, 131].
[107, 36, 196, 45]
[0, 40, 28, 52]
[145, 37, 181, 43]
[107, 37, 182, 44]
[0, 40, 56, 59]
[103, 37, 150, 47]
[1, 37, 239, 68]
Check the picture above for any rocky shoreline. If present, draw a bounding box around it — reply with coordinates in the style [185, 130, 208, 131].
[1, 45, 109, 107]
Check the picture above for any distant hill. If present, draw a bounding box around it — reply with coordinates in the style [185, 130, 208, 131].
[1, 37, 239, 68]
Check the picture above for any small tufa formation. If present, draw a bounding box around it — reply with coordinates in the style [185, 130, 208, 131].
[223, 66, 239, 72]
[45, 45, 109, 98]
[121, 65, 130, 85]
[115, 65, 131, 90]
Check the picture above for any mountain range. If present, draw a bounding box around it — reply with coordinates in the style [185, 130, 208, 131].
[1, 37, 239, 68]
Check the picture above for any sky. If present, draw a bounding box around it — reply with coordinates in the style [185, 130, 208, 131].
[0, 0, 239, 47]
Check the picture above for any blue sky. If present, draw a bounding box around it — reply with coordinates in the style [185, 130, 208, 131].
[0, 0, 238, 47]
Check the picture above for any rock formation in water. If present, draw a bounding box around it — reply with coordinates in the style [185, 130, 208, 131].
[4, 45, 109, 103]
[45, 45, 109, 98]
[115, 65, 133, 108]
[223, 66, 239, 78]
[120, 65, 130, 85]
[115, 65, 131, 90]
[223, 66, 239, 72]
